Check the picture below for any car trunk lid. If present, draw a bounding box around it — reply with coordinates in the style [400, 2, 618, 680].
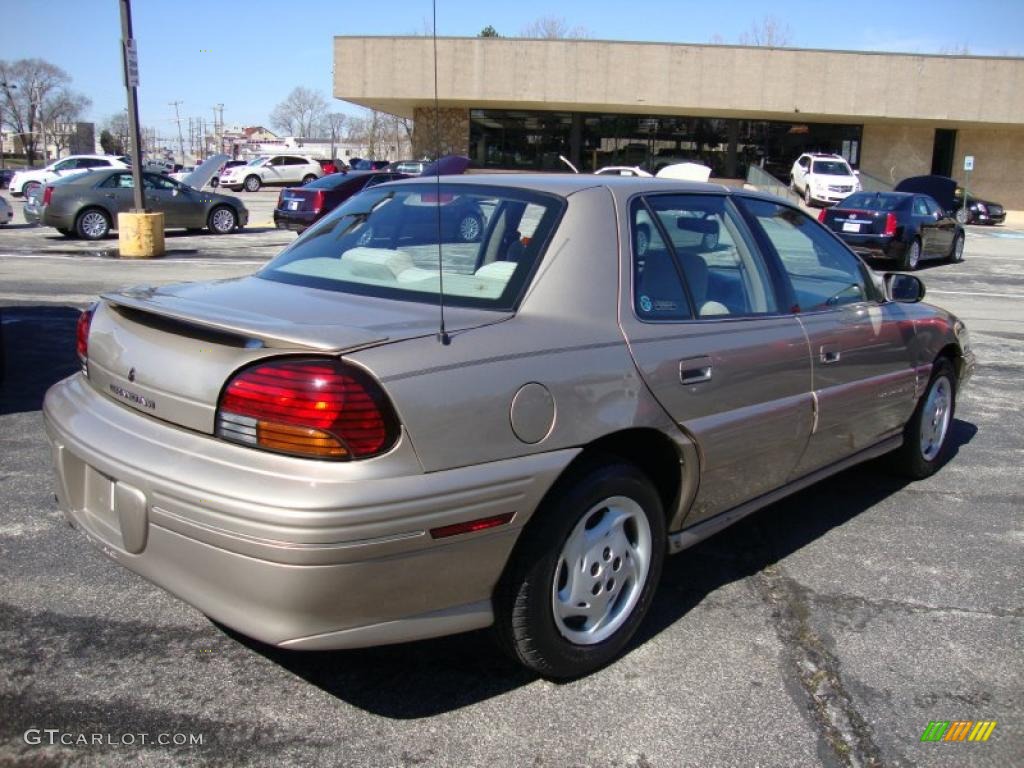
[821, 207, 890, 235]
[86, 276, 509, 434]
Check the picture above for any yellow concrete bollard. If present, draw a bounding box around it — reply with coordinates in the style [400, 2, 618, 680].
[117, 212, 165, 258]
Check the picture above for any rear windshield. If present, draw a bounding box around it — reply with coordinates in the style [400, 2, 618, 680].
[840, 192, 905, 211]
[258, 183, 565, 311]
[811, 160, 853, 176]
[303, 173, 365, 190]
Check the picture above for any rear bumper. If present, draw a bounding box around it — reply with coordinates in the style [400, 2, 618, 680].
[43, 374, 576, 649]
[838, 233, 905, 259]
[273, 209, 318, 231]
[41, 209, 75, 229]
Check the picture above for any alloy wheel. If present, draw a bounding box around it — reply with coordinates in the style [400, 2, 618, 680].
[78, 210, 109, 239]
[210, 207, 236, 234]
[459, 214, 482, 242]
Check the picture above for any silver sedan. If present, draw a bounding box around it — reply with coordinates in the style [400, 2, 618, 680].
[43, 175, 973, 678]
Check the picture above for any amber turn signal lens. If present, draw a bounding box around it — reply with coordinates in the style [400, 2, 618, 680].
[256, 420, 349, 458]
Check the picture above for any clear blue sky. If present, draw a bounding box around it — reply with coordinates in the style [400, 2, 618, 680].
[2, 0, 1022, 139]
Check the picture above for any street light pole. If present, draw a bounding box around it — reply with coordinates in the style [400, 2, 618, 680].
[119, 0, 146, 211]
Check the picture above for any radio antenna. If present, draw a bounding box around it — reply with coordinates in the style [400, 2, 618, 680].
[432, 0, 450, 345]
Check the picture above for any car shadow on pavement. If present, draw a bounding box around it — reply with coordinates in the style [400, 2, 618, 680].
[0, 305, 80, 415]
[228, 419, 976, 718]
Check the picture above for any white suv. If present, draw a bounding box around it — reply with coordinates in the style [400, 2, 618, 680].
[8, 154, 130, 198]
[790, 153, 861, 207]
[218, 155, 322, 192]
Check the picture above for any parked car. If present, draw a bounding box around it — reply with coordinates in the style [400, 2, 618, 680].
[43, 175, 973, 679]
[594, 166, 653, 177]
[40, 155, 247, 240]
[389, 160, 428, 175]
[350, 158, 391, 171]
[22, 182, 47, 225]
[0, 194, 12, 226]
[7, 154, 130, 198]
[210, 159, 246, 188]
[817, 190, 964, 270]
[894, 174, 1005, 226]
[273, 170, 408, 234]
[218, 154, 322, 192]
[317, 159, 339, 176]
[790, 153, 861, 207]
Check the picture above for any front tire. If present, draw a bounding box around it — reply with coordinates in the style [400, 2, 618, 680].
[243, 175, 261, 192]
[955, 208, 969, 225]
[75, 208, 111, 240]
[207, 206, 237, 234]
[457, 211, 483, 242]
[804, 185, 813, 207]
[888, 358, 956, 479]
[301, 174, 317, 185]
[494, 460, 666, 679]
[948, 233, 965, 263]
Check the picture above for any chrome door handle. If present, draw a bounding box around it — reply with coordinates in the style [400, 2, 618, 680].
[679, 356, 713, 384]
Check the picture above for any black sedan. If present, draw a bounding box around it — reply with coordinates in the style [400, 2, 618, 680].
[818, 191, 963, 270]
[273, 170, 408, 234]
[895, 174, 1005, 225]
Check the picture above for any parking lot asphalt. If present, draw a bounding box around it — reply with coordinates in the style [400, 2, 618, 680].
[0, 193, 1022, 767]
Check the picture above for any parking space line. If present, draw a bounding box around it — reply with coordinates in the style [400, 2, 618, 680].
[928, 289, 1024, 299]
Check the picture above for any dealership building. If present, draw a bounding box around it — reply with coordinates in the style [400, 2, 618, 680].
[335, 36, 1024, 209]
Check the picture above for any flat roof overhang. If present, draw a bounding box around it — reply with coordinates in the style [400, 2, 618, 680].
[335, 36, 1024, 128]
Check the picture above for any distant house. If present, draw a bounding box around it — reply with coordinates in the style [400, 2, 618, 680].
[242, 126, 278, 142]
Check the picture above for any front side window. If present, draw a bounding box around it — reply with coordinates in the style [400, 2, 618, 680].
[259, 184, 564, 311]
[52, 159, 76, 172]
[740, 198, 875, 312]
[246, 156, 267, 167]
[100, 172, 134, 189]
[143, 173, 177, 191]
[638, 194, 778, 319]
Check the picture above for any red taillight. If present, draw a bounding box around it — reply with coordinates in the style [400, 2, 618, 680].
[884, 212, 898, 236]
[216, 359, 399, 460]
[311, 190, 325, 213]
[76, 304, 95, 367]
[817, 208, 826, 223]
[42, 185, 54, 205]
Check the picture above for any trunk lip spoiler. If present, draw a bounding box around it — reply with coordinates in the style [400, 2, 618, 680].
[101, 292, 388, 354]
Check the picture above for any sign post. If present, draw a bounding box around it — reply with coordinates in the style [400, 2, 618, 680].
[119, 0, 145, 212]
[961, 155, 974, 224]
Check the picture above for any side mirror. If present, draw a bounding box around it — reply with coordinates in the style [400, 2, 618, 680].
[853, 169, 860, 176]
[886, 273, 925, 303]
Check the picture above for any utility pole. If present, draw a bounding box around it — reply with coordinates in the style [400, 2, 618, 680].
[119, 0, 145, 211]
[169, 100, 184, 166]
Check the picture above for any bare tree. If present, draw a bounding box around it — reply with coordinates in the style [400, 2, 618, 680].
[738, 16, 792, 47]
[346, 109, 412, 160]
[269, 87, 328, 138]
[322, 112, 347, 160]
[519, 16, 589, 40]
[103, 112, 130, 155]
[938, 42, 971, 55]
[40, 87, 91, 157]
[0, 58, 75, 165]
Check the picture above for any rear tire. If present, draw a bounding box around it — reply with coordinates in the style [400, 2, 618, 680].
[948, 233, 965, 263]
[902, 238, 922, 270]
[243, 175, 261, 192]
[955, 208, 969, 225]
[457, 212, 483, 242]
[75, 208, 111, 240]
[888, 358, 956, 479]
[494, 460, 666, 679]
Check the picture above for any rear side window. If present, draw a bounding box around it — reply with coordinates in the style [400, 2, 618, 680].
[740, 198, 875, 311]
[259, 184, 565, 311]
[913, 197, 930, 216]
[635, 195, 778, 319]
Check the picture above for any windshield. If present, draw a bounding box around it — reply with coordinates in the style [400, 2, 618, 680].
[811, 160, 854, 176]
[246, 156, 267, 167]
[258, 183, 565, 311]
[840, 193, 904, 211]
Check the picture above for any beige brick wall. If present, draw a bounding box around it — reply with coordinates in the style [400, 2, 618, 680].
[412, 107, 469, 158]
[861, 123, 1024, 210]
[860, 124, 935, 187]
[951, 127, 1024, 210]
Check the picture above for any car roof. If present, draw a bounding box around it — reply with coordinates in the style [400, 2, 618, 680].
[383, 172, 737, 199]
